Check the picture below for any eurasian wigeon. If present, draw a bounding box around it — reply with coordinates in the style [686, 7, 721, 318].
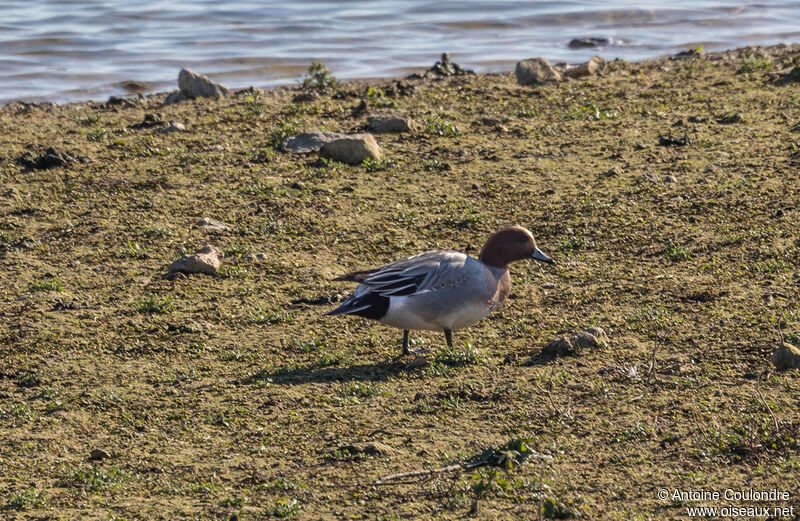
[327, 226, 554, 356]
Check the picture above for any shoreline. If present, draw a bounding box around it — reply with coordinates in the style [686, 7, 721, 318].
[3, 42, 797, 109]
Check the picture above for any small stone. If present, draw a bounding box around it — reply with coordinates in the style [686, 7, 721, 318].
[177, 68, 231, 99]
[159, 121, 186, 133]
[717, 112, 743, 124]
[664, 175, 678, 183]
[89, 448, 111, 461]
[169, 244, 223, 276]
[196, 217, 228, 233]
[658, 135, 692, 147]
[164, 91, 187, 104]
[772, 343, 800, 370]
[319, 134, 381, 165]
[642, 172, 659, 182]
[245, 253, 268, 262]
[20, 147, 74, 170]
[337, 442, 401, 457]
[602, 166, 620, 177]
[542, 327, 609, 357]
[367, 114, 417, 133]
[292, 91, 320, 103]
[688, 115, 709, 123]
[541, 336, 574, 357]
[281, 131, 347, 154]
[516, 58, 562, 86]
[540, 283, 556, 289]
[563, 56, 606, 79]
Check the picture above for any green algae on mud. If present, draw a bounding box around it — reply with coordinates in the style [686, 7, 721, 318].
[1, 44, 800, 519]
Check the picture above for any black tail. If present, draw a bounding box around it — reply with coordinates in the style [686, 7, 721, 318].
[326, 292, 389, 320]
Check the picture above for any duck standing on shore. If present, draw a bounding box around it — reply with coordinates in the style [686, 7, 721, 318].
[327, 226, 554, 356]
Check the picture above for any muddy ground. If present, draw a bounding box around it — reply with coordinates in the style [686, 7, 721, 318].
[1, 44, 799, 520]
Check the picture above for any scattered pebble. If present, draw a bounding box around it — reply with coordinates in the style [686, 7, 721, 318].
[159, 121, 186, 133]
[292, 91, 320, 103]
[516, 57, 562, 86]
[281, 131, 347, 154]
[367, 114, 417, 133]
[688, 115, 709, 123]
[771, 343, 800, 370]
[196, 217, 228, 233]
[20, 147, 74, 169]
[168, 244, 223, 277]
[411, 52, 473, 79]
[245, 252, 268, 262]
[717, 112, 743, 124]
[658, 134, 692, 147]
[664, 175, 679, 183]
[319, 134, 381, 164]
[333, 442, 400, 457]
[541, 327, 609, 357]
[89, 448, 111, 461]
[131, 113, 165, 129]
[564, 56, 606, 79]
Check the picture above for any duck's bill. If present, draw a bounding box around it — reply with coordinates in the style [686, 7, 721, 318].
[532, 247, 555, 264]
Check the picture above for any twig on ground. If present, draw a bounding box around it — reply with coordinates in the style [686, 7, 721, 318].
[755, 370, 780, 434]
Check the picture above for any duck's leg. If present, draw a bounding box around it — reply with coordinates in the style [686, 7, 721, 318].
[444, 328, 453, 348]
[402, 330, 410, 356]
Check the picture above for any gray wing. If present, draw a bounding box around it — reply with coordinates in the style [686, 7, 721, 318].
[354, 250, 471, 297]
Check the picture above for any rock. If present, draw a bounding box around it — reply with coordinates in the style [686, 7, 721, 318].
[244, 252, 268, 262]
[165, 68, 231, 103]
[688, 115, 709, 123]
[642, 172, 659, 182]
[568, 37, 620, 49]
[542, 327, 609, 357]
[664, 175, 679, 183]
[164, 91, 187, 104]
[416, 52, 473, 79]
[340, 442, 400, 456]
[319, 134, 381, 165]
[89, 448, 111, 461]
[20, 147, 74, 169]
[516, 58, 562, 86]
[717, 112, 743, 124]
[159, 121, 186, 133]
[768, 66, 800, 84]
[564, 56, 606, 79]
[168, 245, 223, 276]
[292, 91, 320, 103]
[281, 131, 347, 154]
[196, 217, 228, 233]
[178, 68, 231, 99]
[658, 134, 692, 147]
[367, 114, 416, 133]
[131, 113, 165, 129]
[772, 343, 800, 370]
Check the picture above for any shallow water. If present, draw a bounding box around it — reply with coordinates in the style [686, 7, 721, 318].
[1, 0, 799, 104]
